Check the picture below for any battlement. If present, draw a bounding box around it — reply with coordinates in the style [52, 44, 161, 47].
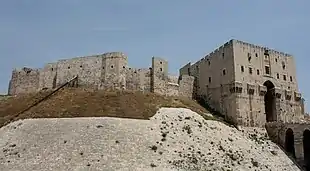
[234, 39, 292, 57]
[13, 67, 40, 74]
[102, 52, 127, 59]
[8, 52, 194, 99]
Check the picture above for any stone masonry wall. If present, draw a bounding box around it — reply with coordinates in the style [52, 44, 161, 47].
[233, 39, 303, 127]
[151, 57, 169, 95]
[56, 55, 102, 88]
[101, 52, 127, 90]
[265, 122, 310, 168]
[8, 52, 194, 99]
[180, 39, 304, 127]
[38, 63, 58, 90]
[178, 75, 194, 99]
[8, 67, 40, 95]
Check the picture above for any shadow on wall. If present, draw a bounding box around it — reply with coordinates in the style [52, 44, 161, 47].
[195, 95, 237, 128]
[304, 129, 310, 170]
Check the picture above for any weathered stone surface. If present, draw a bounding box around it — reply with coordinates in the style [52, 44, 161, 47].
[266, 122, 310, 169]
[179, 39, 305, 127]
[0, 108, 300, 171]
[8, 67, 40, 95]
[8, 53, 194, 99]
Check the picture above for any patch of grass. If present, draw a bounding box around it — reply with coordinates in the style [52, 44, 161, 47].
[0, 88, 213, 128]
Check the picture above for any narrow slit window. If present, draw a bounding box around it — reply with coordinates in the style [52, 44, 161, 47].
[265, 66, 270, 74]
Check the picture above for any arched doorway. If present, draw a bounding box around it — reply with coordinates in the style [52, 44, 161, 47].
[285, 128, 296, 158]
[263, 80, 276, 122]
[303, 129, 310, 170]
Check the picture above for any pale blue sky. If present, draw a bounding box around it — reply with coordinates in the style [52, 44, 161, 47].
[0, 0, 309, 111]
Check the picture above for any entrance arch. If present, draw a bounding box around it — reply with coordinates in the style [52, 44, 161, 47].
[263, 80, 276, 122]
[303, 129, 310, 170]
[285, 128, 296, 158]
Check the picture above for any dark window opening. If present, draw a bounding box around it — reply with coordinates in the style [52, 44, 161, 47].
[303, 130, 310, 170]
[80, 65, 82, 68]
[160, 68, 162, 71]
[208, 61, 210, 65]
[222, 69, 226, 75]
[160, 61, 162, 64]
[123, 66, 125, 69]
[68, 66, 70, 69]
[111, 65, 114, 68]
[264, 80, 276, 122]
[248, 54, 252, 62]
[51, 68, 54, 71]
[283, 75, 287, 81]
[264, 49, 269, 56]
[285, 128, 296, 159]
[257, 69, 260, 75]
[208, 77, 211, 83]
[222, 53, 224, 58]
[255, 53, 258, 57]
[102, 67, 105, 69]
[248, 53, 251, 60]
[277, 73, 279, 79]
[290, 76, 293, 82]
[249, 67, 253, 74]
[283, 64, 286, 70]
[265, 66, 270, 74]
[241, 66, 244, 72]
[275, 58, 278, 62]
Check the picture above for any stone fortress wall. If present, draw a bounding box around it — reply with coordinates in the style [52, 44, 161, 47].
[8, 52, 194, 98]
[179, 39, 305, 128]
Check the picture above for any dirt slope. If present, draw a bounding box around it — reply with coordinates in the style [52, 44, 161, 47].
[0, 88, 210, 128]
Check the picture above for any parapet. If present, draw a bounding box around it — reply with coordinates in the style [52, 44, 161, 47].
[234, 39, 292, 57]
[12, 67, 40, 75]
[102, 52, 127, 59]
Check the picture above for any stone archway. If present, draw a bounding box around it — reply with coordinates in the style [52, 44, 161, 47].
[263, 80, 276, 122]
[285, 128, 296, 158]
[303, 129, 310, 170]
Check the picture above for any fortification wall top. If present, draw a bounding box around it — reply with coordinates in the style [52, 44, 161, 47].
[234, 39, 292, 57]
[13, 67, 39, 72]
[192, 39, 234, 66]
[102, 52, 127, 59]
[12, 67, 40, 75]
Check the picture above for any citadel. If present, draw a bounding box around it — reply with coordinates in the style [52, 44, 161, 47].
[6, 39, 310, 168]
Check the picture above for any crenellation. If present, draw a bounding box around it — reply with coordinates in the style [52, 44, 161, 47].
[9, 52, 194, 99]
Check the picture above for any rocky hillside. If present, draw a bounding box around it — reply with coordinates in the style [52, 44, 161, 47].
[0, 88, 300, 170]
[0, 108, 299, 171]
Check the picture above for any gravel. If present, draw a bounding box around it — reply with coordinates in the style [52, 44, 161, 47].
[0, 108, 300, 171]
